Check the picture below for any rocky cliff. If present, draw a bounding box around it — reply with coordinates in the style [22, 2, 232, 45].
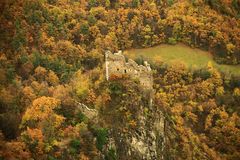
[101, 101, 165, 160]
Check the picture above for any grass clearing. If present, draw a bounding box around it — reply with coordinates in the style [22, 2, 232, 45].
[124, 44, 240, 76]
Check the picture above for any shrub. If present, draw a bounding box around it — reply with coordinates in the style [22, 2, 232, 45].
[132, 0, 140, 8]
[6, 66, 16, 82]
[12, 19, 26, 51]
[109, 82, 123, 96]
[96, 128, 108, 151]
[88, 15, 97, 26]
[70, 139, 81, 150]
[76, 112, 87, 123]
[193, 69, 211, 80]
[88, 0, 98, 8]
[134, 56, 144, 65]
[167, 0, 175, 6]
[47, 23, 55, 37]
[80, 23, 89, 35]
[19, 54, 29, 64]
[105, 148, 117, 160]
[168, 37, 177, 45]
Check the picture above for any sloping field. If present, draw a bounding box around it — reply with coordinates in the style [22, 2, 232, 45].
[124, 44, 240, 76]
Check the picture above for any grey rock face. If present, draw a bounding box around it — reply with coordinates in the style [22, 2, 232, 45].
[106, 105, 165, 160]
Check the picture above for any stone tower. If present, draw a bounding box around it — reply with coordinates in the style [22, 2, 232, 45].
[105, 50, 153, 90]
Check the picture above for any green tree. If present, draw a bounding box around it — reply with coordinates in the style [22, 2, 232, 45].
[12, 19, 26, 51]
[95, 128, 108, 151]
[132, 0, 140, 8]
[89, 0, 98, 7]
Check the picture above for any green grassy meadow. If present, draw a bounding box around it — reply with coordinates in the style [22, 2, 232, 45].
[124, 44, 240, 76]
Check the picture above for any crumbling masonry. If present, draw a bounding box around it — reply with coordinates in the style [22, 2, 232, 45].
[105, 50, 153, 90]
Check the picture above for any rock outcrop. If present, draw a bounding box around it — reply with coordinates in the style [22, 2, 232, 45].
[104, 104, 165, 160]
[75, 102, 98, 119]
[103, 50, 165, 160]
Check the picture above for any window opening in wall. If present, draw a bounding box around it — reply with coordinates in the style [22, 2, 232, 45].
[124, 69, 127, 73]
[117, 68, 119, 71]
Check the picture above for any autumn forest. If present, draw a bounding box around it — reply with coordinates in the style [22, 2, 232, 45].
[0, 0, 240, 160]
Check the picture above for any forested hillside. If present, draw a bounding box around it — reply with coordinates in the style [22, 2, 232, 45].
[0, 0, 240, 159]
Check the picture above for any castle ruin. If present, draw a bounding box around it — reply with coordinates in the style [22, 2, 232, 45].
[104, 51, 165, 159]
[105, 50, 153, 90]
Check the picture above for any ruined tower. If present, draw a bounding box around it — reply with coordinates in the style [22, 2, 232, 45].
[104, 51, 165, 159]
[105, 50, 153, 90]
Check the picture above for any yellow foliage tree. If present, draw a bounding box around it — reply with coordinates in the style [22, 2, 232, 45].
[71, 70, 90, 99]
[34, 66, 47, 81]
[21, 97, 65, 156]
[0, 131, 31, 160]
[46, 70, 59, 86]
[21, 96, 64, 128]
[21, 128, 44, 156]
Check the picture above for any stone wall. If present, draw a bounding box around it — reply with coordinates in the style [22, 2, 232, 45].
[105, 51, 153, 90]
[75, 102, 98, 120]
